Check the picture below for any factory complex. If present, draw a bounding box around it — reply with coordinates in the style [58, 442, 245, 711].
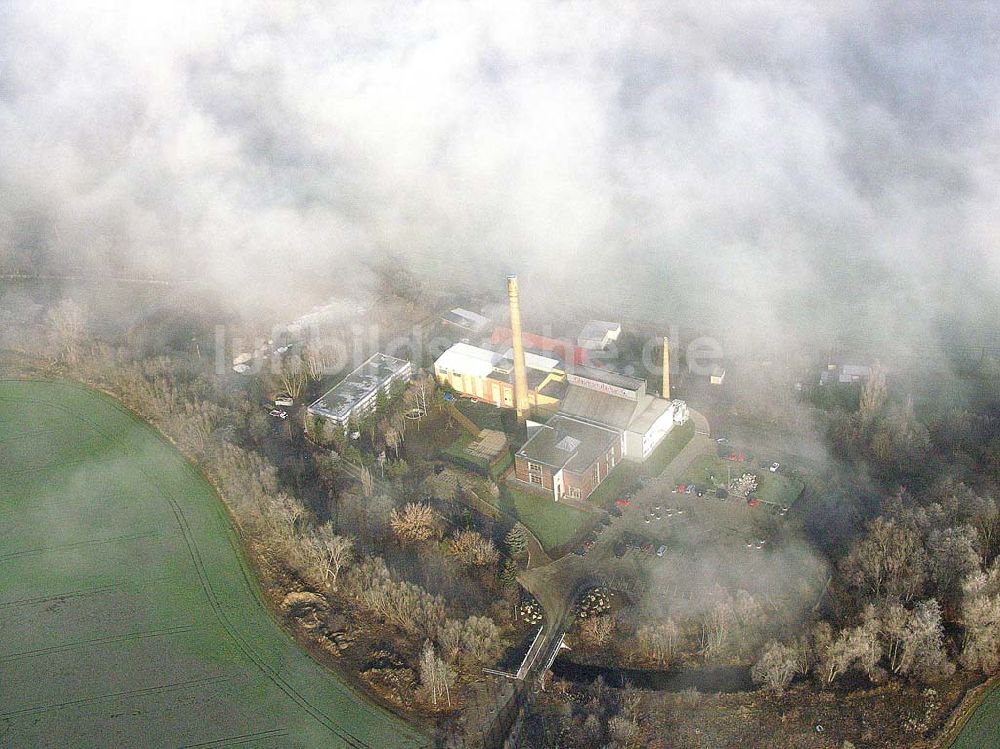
[433, 275, 689, 502]
[301, 273, 689, 503]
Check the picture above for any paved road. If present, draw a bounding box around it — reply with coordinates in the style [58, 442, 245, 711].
[516, 410, 712, 680]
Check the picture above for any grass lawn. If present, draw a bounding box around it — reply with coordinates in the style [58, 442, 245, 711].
[0, 380, 429, 749]
[587, 461, 642, 510]
[678, 454, 804, 506]
[497, 485, 595, 552]
[586, 421, 695, 510]
[641, 420, 695, 477]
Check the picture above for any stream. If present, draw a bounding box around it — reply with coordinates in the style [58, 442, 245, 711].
[550, 656, 754, 693]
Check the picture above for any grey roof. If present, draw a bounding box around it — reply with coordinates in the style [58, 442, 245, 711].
[517, 415, 619, 473]
[627, 395, 672, 435]
[307, 353, 411, 421]
[567, 364, 645, 391]
[559, 385, 639, 430]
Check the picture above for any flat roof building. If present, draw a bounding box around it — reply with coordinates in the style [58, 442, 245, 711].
[307, 353, 412, 427]
[577, 320, 621, 351]
[442, 308, 491, 333]
[514, 415, 622, 502]
[433, 342, 566, 413]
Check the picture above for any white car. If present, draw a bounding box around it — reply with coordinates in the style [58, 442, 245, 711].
[274, 395, 294, 407]
[769, 462, 780, 472]
[656, 545, 667, 557]
[268, 409, 288, 420]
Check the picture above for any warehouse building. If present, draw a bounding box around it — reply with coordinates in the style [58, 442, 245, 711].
[433, 342, 566, 414]
[577, 320, 621, 351]
[548, 365, 686, 462]
[307, 352, 412, 429]
[441, 307, 491, 334]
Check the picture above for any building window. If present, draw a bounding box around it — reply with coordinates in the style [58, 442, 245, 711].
[567, 487, 582, 499]
[527, 461, 543, 473]
[529, 474, 543, 485]
[593, 465, 600, 482]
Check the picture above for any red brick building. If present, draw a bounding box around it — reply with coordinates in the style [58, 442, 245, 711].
[513, 414, 622, 502]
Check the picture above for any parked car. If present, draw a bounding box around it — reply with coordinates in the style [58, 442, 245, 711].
[615, 498, 630, 507]
[268, 409, 287, 420]
[685, 484, 694, 494]
[769, 462, 781, 472]
[656, 544, 667, 557]
[274, 394, 294, 407]
[677, 484, 687, 493]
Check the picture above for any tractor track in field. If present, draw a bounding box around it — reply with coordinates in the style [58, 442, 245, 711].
[0, 624, 198, 662]
[178, 728, 291, 748]
[0, 575, 171, 609]
[0, 674, 239, 720]
[0, 531, 159, 563]
[2, 384, 429, 749]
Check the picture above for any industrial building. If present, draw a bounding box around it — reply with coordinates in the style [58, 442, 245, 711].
[431, 274, 691, 503]
[514, 363, 689, 499]
[819, 363, 871, 386]
[433, 342, 567, 413]
[307, 352, 412, 429]
[441, 307, 491, 334]
[577, 320, 621, 351]
[513, 414, 621, 501]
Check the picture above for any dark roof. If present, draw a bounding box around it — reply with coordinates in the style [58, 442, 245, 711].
[517, 415, 619, 473]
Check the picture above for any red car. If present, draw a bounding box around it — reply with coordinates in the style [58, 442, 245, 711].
[747, 497, 759, 508]
[615, 498, 630, 507]
[677, 484, 687, 493]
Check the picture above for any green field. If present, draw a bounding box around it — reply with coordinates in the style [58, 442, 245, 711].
[496, 486, 595, 552]
[0, 380, 428, 749]
[678, 454, 805, 506]
[951, 683, 1000, 749]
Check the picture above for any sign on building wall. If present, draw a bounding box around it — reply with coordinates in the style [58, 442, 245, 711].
[567, 373, 637, 401]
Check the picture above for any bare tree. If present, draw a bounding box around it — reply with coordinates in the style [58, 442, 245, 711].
[900, 599, 953, 682]
[384, 426, 402, 459]
[751, 640, 801, 693]
[960, 561, 1000, 673]
[448, 529, 499, 569]
[860, 360, 888, 422]
[389, 502, 436, 544]
[47, 298, 87, 364]
[927, 524, 981, 603]
[359, 465, 374, 497]
[840, 516, 928, 602]
[275, 354, 308, 400]
[419, 641, 453, 708]
[579, 614, 615, 649]
[303, 523, 354, 590]
[637, 619, 679, 666]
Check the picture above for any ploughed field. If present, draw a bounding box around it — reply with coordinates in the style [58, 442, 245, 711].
[0, 380, 428, 749]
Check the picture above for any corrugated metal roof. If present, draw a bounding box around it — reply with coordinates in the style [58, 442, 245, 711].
[559, 385, 638, 430]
